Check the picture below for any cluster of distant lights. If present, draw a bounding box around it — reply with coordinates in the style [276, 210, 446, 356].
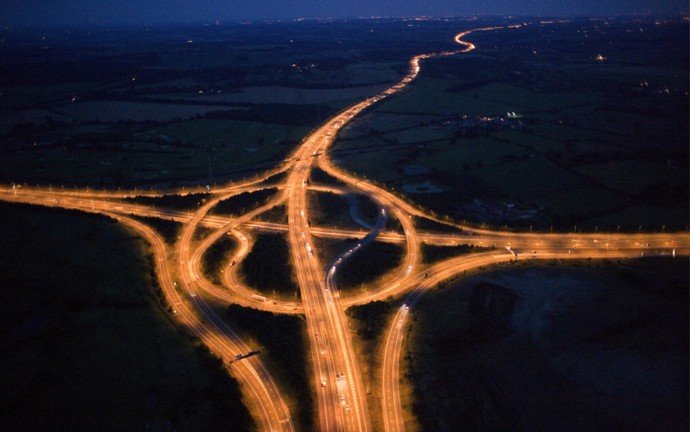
[237, 15, 507, 24]
[8, 15, 676, 53]
[289, 63, 317, 73]
[229, 15, 688, 26]
[1, 14, 685, 50]
[0, 14, 686, 35]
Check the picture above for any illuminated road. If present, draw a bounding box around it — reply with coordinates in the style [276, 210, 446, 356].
[278, 25, 506, 432]
[175, 181, 295, 431]
[103, 213, 294, 432]
[0, 23, 688, 432]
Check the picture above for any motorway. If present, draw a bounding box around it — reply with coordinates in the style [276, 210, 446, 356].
[1, 24, 689, 432]
[104, 213, 294, 432]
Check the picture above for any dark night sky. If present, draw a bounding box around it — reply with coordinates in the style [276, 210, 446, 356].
[1, 0, 687, 27]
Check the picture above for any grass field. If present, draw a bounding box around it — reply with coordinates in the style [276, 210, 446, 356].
[0, 82, 102, 110]
[202, 235, 236, 285]
[417, 138, 530, 168]
[137, 119, 308, 147]
[384, 124, 452, 144]
[379, 78, 523, 115]
[1, 118, 308, 187]
[147, 84, 388, 106]
[470, 157, 583, 199]
[336, 241, 405, 292]
[275, 61, 403, 89]
[239, 234, 300, 298]
[576, 160, 687, 196]
[340, 112, 431, 140]
[308, 191, 367, 231]
[530, 121, 614, 143]
[571, 110, 675, 136]
[213, 188, 278, 217]
[253, 204, 288, 224]
[0, 108, 73, 134]
[378, 79, 598, 117]
[125, 193, 212, 211]
[458, 82, 601, 112]
[406, 259, 689, 432]
[54, 101, 242, 122]
[490, 129, 564, 152]
[335, 148, 406, 184]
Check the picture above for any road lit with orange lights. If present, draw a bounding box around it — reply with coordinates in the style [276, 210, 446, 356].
[0, 24, 688, 432]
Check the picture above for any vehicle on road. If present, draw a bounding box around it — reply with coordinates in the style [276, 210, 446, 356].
[251, 294, 267, 302]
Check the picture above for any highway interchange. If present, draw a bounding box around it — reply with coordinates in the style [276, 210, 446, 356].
[1, 24, 688, 432]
